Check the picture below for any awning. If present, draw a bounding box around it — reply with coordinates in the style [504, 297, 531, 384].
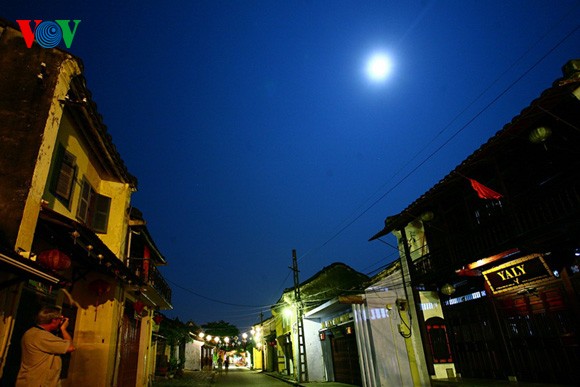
[36, 206, 140, 285]
[0, 248, 67, 289]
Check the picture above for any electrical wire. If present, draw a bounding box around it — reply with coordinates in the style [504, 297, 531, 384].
[296, 18, 580, 266]
[165, 14, 580, 321]
[166, 278, 273, 309]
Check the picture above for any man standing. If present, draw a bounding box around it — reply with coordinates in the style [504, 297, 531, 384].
[16, 306, 76, 386]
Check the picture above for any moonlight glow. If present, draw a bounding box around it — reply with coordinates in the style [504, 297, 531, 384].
[366, 53, 393, 81]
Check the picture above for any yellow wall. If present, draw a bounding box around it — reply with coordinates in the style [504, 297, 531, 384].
[44, 111, 132, 257]
[15, 59, 81, 252]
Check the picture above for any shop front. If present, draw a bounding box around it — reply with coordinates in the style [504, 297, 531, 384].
[442, 251, 579, 384]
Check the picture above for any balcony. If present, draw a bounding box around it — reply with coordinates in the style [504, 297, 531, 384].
[128, 259, 172, 310]
[412, 180, 580, 283]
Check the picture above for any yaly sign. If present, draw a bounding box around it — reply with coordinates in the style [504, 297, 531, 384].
[483, 254, 553, 294]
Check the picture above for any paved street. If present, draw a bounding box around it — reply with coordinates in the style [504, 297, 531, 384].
[153, 367, 292, 387]
[214, 367, 291, 386]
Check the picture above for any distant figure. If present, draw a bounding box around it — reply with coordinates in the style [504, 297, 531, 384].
[217, 355, 223, 375]
[224, 356, 230, 374]
[16, 306, 76, 387]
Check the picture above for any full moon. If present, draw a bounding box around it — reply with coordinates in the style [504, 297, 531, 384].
[366, 53, 393, 81]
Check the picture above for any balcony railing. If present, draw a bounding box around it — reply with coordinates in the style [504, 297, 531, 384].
[412, 180, 580, 281]
[128, 259, 172, 307]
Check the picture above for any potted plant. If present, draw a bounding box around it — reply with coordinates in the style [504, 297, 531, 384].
[168, 357, 179, 378]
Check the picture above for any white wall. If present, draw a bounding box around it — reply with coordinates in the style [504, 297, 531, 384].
[184, 340, 204, 370]
[303, 317, 325, 381]
[354, 271, 414, 387]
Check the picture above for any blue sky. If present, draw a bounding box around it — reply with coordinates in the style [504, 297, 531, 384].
[4, 1, 580, 330]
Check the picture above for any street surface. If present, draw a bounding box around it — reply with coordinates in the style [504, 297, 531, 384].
[153, 367, 291, 387]
[214, 367, 290, 386]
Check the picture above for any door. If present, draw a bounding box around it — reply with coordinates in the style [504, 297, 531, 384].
[0, 286, 53, 386]
[116, 302, 141, 387]
[330, 329, 362, 386]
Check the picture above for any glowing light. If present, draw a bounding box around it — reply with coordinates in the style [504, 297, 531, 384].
[366, 53, 393, 81]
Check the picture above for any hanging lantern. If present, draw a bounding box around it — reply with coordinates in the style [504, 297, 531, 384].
[153, 314, 164, 325]
[133, 300, 145, 315]
[88, 279, 111, 307]
[441, 283, 456, 296]
[420, 211, 434, 222]
[529, 126, 552, 144]
[88, 279, 111, 321]
[37, 249, 71, 271]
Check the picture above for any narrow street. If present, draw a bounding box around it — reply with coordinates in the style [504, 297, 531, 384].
[213, 368, 291, 386]
[153, 367, 292, 387]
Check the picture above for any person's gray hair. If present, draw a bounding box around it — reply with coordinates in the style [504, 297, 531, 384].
[36, 306, 62, 325]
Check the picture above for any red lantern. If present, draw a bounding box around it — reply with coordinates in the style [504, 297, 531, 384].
[134, 300, 145, 314]
[88, 279, 111, 321]
[37, 249, 71, 271]
[153, 314, 163, 325]
[89, 279, 111, 299]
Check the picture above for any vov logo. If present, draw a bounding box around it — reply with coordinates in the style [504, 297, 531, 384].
[16, 20, 81, 49]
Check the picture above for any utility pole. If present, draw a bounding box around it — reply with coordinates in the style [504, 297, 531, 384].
[260, 311, 265, 371]
[291, 249, 308, 382]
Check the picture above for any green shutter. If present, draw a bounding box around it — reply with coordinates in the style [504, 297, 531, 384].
[55, 152, 76, 201]
[50, 144, 77, 208]
[92, 194, 111, 233]
[77, 180, 91, 223]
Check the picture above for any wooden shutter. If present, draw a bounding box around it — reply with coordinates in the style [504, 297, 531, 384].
[92, 194, 111, 233]
[50, 145, 77, 206]
[77, 180, 92, 223]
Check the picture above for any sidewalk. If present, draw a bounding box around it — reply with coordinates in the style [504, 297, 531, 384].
[266, 372, 573, 387]
[432, 378, 573, 387]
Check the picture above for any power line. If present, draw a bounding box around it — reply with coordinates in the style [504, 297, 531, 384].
[166, 278, 274, 309]
[166, 12, 579, 318]
[297, 18, 580, 265]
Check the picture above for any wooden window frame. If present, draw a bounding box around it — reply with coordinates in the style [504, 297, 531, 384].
[76, 178, 111, 234]
[50, 144, 77, 208]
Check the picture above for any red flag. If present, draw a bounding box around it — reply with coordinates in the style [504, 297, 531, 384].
[468, 178, 503, 200]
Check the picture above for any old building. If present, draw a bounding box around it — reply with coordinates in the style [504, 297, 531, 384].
[270, 260, 368, 384]
[370, 59, 580, 384]
[0, 19, 171, 386]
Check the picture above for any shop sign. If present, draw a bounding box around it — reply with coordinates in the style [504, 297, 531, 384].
[483, 254, 553, 294]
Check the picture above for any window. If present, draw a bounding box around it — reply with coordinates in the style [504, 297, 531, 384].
[76, 178, 111, 233]
[50, 144, 77, 207]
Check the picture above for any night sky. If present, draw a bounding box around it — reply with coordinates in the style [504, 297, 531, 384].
[4, 1, 580, 331]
